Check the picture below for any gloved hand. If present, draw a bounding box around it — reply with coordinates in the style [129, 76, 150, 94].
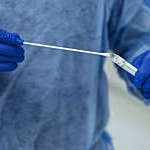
[128, 51, 150, 99]
[0, 29, 24, 72]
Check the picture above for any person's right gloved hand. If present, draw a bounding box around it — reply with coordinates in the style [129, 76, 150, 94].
[0, 29, 24, 72]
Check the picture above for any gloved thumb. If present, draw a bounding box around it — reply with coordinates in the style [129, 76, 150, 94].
[133, 51, 150, 88]
[127, 51, 150, 82]
[0, 29, 24, 46]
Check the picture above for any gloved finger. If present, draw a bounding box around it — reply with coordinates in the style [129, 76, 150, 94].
[143, 91, 150, 99]
[0, 62, 17, 72]
[133, 71, 150, 88]
[133, 52, 150, 88]
[142, 77, 150, 92]
[127, 51, 150, 82]
[0, 43, 24, 57]
[0, 55, 24, 63]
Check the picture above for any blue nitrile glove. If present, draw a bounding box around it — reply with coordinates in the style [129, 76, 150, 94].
[0, 29, 24, 72]
[128, 51, 150, 99]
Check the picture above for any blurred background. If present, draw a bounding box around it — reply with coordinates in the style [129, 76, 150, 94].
[104, 59, 150, 150]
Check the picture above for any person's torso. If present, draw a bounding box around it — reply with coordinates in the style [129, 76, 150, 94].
[0, 0, 111, 150]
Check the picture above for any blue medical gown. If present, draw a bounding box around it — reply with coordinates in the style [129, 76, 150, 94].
[0, 0, 150, 150]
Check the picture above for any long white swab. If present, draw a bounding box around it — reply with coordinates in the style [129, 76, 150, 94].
[23, 42, 111, 57]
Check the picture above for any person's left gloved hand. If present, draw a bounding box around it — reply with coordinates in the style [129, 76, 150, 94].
[128, 51, 150, 99]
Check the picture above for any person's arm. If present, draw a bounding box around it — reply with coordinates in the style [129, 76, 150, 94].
[108, 0, 150, 104]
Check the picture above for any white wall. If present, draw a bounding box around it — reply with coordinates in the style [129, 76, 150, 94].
[105, 60, 150, 150]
